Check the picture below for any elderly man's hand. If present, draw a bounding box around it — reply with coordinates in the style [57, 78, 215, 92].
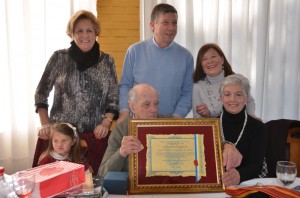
[222, 168, 240, 186]
[223, 143, 242, 170]
[119, 136, 144, 157]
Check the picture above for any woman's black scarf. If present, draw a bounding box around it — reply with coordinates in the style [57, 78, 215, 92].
[68, 40, 100, 71]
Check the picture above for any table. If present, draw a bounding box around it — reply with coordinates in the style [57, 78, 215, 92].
[106, 193, 228, 198]
[105, 177, 300, 198]
[2, 176, 299, 197]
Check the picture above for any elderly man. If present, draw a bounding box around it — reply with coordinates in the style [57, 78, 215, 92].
[98, 83, 242, 178]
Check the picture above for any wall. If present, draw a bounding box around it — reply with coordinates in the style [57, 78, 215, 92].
[97, 0, 140, 81]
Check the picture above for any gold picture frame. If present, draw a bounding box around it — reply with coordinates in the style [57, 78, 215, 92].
[128, 118, 224, 194]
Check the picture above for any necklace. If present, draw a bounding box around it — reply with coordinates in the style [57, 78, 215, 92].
[205, 78, 221, 115]
[220, 110, 247, 146]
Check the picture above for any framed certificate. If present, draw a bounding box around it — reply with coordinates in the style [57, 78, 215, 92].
[128, 118, 224, 194]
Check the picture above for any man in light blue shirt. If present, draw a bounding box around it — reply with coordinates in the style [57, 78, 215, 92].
[118, 3, 194, 122]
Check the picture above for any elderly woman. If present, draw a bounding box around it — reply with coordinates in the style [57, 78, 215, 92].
[220, 74, 267, 186]
[192, 43, 256, 118]
[33, 10, 119, 173]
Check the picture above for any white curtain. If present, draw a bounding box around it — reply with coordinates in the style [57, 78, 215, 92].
[141, 0, 300, 122]
[0, 0, 96, 174]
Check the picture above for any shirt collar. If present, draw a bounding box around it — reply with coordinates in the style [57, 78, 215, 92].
[152, 37, 173, 49]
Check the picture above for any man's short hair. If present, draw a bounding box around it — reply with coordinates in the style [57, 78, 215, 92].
[128, 87, 137, 104]
[151, 3, 177, 22]
[128, 84, 158, 104]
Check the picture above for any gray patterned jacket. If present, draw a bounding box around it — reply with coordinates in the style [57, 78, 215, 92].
[35, 49, 119, 132]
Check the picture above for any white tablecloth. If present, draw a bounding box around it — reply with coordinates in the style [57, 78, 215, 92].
[105, 177, 300, 198]
[2, 176, 299, 197]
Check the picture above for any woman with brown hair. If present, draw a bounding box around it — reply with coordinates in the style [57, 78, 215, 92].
[192, 43, 256, 118]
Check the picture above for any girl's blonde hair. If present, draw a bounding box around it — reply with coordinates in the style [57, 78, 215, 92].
[38, 122, 85, 165]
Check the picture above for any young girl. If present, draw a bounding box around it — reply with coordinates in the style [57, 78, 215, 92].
[38, 122, 93, 173]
